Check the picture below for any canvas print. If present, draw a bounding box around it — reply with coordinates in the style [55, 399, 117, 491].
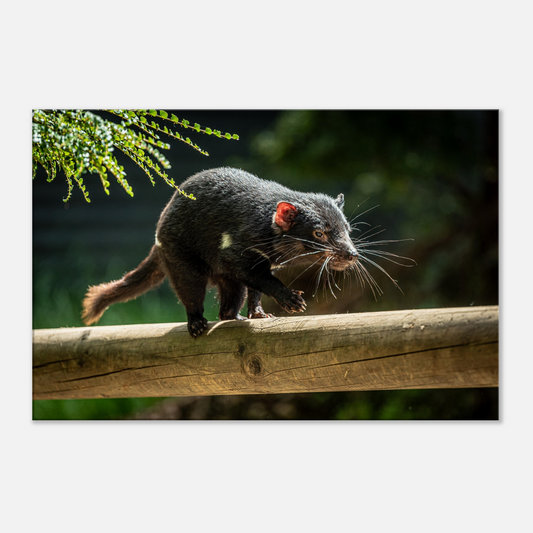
[32, 110, 499, 420]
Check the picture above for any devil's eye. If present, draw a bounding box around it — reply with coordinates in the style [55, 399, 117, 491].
[314, 230, 325, 239]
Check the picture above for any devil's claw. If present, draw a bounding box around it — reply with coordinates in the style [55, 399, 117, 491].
[277, 289, 307, 313]
[248, 305, 274, 319]
[187, 315, 208, 338]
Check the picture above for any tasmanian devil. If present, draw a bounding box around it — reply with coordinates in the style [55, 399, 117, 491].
[82, 167, 360, 337]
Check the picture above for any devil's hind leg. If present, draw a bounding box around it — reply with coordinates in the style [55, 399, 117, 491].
[159, 251, 209, 338]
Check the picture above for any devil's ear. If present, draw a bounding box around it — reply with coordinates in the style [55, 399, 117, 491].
[274, 202, 299, 231]
[335, 193, 345, 210]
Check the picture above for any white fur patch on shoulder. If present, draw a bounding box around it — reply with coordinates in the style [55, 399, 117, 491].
[155, 234, 161, 247]
[220, 232, 233, 249]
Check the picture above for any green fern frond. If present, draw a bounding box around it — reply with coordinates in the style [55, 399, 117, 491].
[32, 109, 239, 203]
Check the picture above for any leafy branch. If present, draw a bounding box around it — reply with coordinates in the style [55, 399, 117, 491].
[32, 109, 239, 203]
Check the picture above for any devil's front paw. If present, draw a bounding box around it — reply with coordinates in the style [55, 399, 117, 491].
[276, 290, 307, 314]
[247, 305, 274, 319]
[187, 314, 208, 338]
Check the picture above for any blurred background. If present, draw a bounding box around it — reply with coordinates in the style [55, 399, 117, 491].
[33, 110, 498, 420]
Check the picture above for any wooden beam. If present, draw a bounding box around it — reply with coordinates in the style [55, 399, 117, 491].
[33, 306, 498, 400]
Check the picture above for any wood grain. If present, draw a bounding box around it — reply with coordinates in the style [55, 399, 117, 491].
[33, 306, 498, 399]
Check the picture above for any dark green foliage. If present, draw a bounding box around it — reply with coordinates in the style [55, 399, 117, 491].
[123, 389, 498, 420]
[33, 398, 164, 420]
[32, 109, 239, 202]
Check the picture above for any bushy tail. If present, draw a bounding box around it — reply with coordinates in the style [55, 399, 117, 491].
[82, 245, 166, 325]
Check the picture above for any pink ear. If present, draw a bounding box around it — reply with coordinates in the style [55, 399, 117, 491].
[275, 202, 299, 231]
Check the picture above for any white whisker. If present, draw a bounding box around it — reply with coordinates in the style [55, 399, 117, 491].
[349, 203, 379, 225]
[287, 253, 328, 287]
[278, 250, 322, 266]
[284, 235, 332, 251]
[359, 254, 404, 294]
[359, 250, 417, 267]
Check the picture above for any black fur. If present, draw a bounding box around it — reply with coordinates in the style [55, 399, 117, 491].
[82, 167, 358, 337]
